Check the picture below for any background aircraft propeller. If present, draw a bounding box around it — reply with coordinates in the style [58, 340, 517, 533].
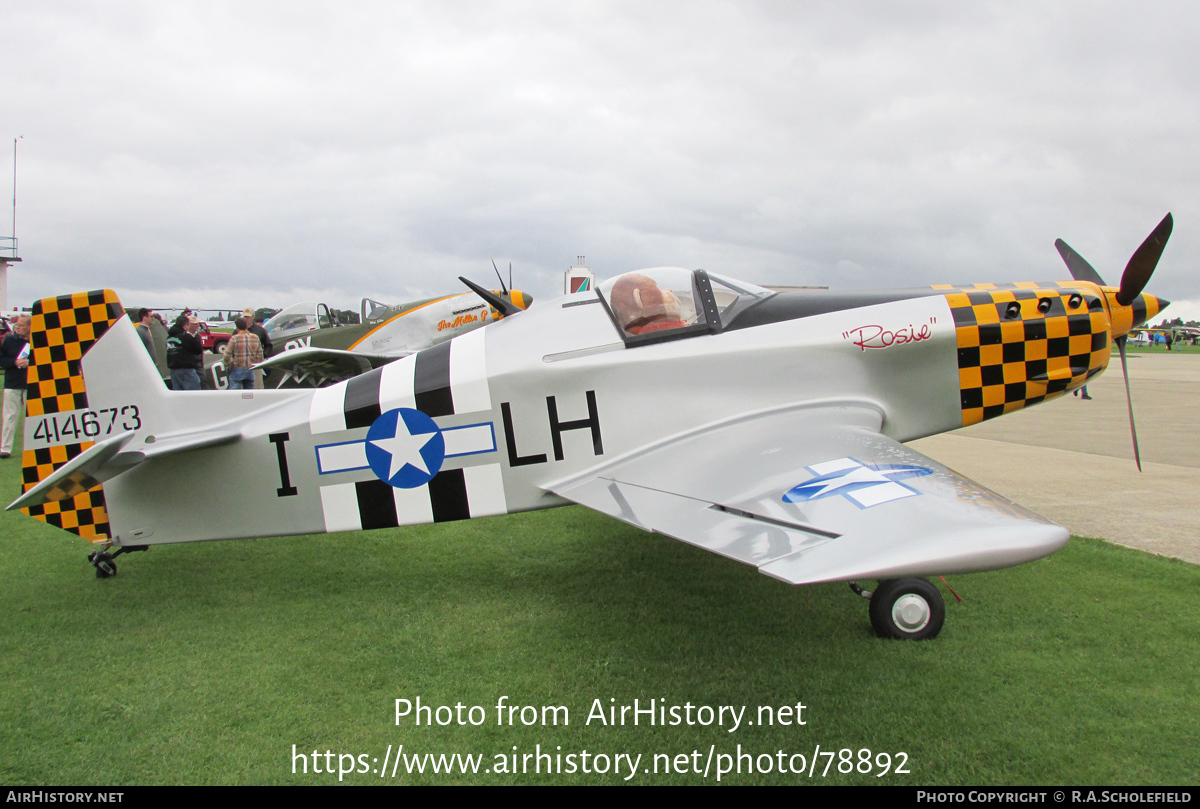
[490, 256, 509, 295]
[460, 275, 520, 317]
[1054, 213, 1173, 472]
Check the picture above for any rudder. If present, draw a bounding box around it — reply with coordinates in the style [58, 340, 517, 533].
[20, 289, 126, 542]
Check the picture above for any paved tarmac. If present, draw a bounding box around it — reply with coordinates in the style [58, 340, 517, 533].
[909, 352, 1200, 564]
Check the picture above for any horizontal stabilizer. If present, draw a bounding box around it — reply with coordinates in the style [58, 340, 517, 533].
[8, 427, 242, 511]
[9, 430, 137, 510]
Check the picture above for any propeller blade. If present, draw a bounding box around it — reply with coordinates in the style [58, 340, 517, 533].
[460, 276, 519, 317]
[1115, 335, 1143, 471]
[1054, 239, 1106, 286]
[509, 261, 513, 295]
[1117, 213, 1173, 306]
[490, 257, 509, 295]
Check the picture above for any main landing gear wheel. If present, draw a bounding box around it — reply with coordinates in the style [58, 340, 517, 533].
[868, 578, 945, 640]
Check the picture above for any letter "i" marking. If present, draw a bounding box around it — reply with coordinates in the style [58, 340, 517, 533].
[270, 432, 299, 497]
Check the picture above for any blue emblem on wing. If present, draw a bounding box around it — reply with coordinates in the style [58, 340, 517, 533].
[365, 408, 446, 488]
[783, 458, 933, 509]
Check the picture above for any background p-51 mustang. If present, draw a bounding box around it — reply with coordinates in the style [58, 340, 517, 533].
[10, 215, 1172, 639]
[246, 275, 533, 389]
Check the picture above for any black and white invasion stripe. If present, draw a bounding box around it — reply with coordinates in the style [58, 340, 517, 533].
[308, 329, 506, 532]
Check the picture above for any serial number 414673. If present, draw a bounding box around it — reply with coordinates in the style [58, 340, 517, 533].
[31, 406, 142, 444]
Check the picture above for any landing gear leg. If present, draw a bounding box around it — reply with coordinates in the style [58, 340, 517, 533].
[865, 578, 945, 640]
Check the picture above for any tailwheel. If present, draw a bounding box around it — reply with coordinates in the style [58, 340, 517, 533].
[868, 578, 945, 640]
[88, 551, 117, 579]
[86, 544, 148, 579]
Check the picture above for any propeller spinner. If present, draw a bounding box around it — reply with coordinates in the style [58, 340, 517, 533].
[461, 259, 534, 319]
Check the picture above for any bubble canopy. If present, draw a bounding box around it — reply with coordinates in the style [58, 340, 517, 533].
[597, 268, 774, 344]
[263, 302, 335, 341]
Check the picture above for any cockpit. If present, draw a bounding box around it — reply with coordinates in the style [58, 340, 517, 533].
[597, 267, 774, 344]
[263, 302, 336, 342]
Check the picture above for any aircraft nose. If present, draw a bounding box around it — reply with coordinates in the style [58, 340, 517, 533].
[512, 290, 533, 310]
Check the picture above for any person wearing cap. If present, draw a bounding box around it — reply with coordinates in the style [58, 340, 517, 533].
[224, 317, 263, 390]
[166, 314, 204, 390]
[248, 309, 273, 355]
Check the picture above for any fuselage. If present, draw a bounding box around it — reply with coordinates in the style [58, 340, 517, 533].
[19, 271, 1164, 549]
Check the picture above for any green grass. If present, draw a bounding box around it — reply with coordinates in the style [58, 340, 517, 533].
[1118, 343, 1200, 354]
[1, 435, 1197, 785]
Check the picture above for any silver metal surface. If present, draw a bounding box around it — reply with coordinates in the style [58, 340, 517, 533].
[13, 268, 1077, 585]
[891, 594, 932, 633]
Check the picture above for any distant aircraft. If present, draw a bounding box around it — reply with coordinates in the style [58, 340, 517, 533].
[10, 215, 1172, 640]
[1127, 325, 1198, 346]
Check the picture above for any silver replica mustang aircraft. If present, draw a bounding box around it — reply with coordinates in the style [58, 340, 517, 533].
[9, 215, 1172, 639]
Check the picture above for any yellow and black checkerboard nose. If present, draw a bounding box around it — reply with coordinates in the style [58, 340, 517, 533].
[936, 282, 1111, 427]
[20, 289, 125, 541]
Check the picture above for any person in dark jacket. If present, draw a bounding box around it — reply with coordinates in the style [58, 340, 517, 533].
[250, 313, 273, 356]
[248, 311, 274, 389]
[166, 315, 204, 390]
[0, 315, 31, 458]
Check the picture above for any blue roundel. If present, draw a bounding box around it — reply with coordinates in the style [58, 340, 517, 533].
[365, 408, 445, 488]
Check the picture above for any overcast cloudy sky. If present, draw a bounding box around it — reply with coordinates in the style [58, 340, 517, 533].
[3, 1, 1198, 321]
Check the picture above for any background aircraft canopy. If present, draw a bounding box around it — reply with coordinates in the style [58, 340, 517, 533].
[361, 297, 390, 323]
[264, 301, 334, 341]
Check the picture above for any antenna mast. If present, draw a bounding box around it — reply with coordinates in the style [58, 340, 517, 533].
[12, 136, 19, 245]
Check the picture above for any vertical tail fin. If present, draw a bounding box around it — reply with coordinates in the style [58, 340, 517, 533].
[20, 290, 126, 542]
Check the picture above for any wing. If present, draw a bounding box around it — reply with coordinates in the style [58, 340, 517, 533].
[255, 346, 399, 387]
[545, 405, 1068, 584]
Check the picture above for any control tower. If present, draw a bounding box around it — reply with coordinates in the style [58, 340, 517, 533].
[564, 256, 594, 295]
